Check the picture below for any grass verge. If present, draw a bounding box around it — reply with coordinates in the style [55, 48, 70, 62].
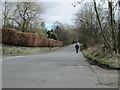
[2, 44, 61, 55]
[82, 49, 120, 70]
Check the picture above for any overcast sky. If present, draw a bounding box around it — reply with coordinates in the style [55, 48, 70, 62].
[0, 1, 84, 30]
[1, 0, 112, 30]
[40, 2, 81, 30]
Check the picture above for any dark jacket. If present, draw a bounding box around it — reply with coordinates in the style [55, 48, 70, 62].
[75, 44, 79, 49]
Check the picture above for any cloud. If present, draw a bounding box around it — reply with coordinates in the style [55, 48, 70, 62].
[41, 2, 80, 26]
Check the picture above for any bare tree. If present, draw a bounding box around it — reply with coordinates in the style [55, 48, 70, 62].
[93, 0, 111, 48]
[54, 22, 78, 45]
[74, 2, 107, 47]
[9, 2, 42, 32]
[3, 1, 10, 26]
[118, 0, 120, 53]
[2, 2, 17, 28]
[108, 1, 117, 53]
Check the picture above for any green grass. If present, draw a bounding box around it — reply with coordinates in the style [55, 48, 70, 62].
[82, 50, 120, 69]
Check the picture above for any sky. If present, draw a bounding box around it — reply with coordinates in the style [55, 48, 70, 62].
[40, 2, 81, 30]
[1, 0, 115, 30]
[0, 1, 82, 30]
[38, 0, 118, 30]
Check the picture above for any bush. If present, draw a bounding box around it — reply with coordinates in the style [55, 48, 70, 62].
[80, 44, 87, 51]
[2, 28, 63, 47]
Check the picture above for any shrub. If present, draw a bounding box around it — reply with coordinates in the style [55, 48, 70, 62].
[2, 28, 63, 47]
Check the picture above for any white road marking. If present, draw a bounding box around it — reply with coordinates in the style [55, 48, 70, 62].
[1, 56, 26, 61]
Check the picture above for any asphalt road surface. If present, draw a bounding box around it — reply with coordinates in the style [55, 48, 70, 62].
[2, 44, 118, 88]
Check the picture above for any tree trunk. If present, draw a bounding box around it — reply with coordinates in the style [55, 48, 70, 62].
[108, 2, 117, 53]
[3, 1, 8, 26]
[93, 0, 111, 48]
[118, 1, 120, 53]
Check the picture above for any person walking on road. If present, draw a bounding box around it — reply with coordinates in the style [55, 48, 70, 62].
[75, 44, 79, 53]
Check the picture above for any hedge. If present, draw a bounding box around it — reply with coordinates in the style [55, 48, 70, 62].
[1, 28, 63, 47]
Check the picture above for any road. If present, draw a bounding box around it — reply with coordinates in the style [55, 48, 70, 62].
[2, 44, 118, 88]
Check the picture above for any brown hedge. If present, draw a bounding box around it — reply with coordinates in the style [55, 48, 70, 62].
[1, 28, 63, 47]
